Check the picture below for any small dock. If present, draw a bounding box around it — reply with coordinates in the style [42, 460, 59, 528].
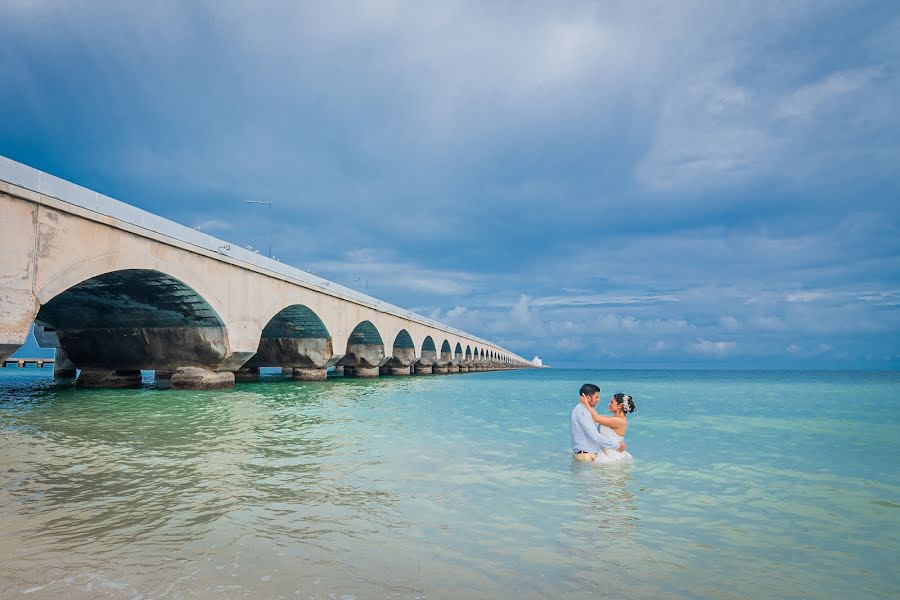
[1, 358, 55, 368]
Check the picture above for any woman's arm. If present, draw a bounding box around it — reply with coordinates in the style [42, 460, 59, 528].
[579, 397, 625, 428]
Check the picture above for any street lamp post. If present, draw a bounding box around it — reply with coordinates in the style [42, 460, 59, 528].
[244, 200, 272, 258]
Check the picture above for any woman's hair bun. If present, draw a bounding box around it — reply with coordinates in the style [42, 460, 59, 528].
[614, 393, 636, 414]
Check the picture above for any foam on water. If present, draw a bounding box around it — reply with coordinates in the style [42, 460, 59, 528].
[0, 368, 897, 598]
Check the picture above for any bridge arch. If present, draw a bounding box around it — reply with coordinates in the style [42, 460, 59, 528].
[339, 320, 385, 372]
[32, 253, 261, 363]
[440, 339, 453, 363]
[419, 335, 437, 365]
[35, 268, 233, 371]
[389, 329, 416, 367]
[247, 304, 333, 369]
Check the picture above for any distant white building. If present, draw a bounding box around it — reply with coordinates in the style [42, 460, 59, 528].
[532, 355, 543, 367]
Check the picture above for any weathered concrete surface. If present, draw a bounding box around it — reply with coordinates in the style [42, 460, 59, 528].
[234, 366, 260, 382]
[292, 367, 327, 381]
[0, 196, 39, 363]
[171, 367, 234, 390]
[53, 346, 77, 378]
[345, 366, 379, 378]
[432, 364, 448, 374]
[77, 369, 142, 388]
[339, 343, 384, 370]
[55, 326, 232, 371]
[246, 337, 333, 369]
[154, 370, 174, 388]
[414, 362, 433, 375]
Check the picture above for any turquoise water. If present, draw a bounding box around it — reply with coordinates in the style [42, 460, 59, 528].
[0, 368, 897, 599]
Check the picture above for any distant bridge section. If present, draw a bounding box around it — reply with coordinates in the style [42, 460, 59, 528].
[0, 156, 534, 389]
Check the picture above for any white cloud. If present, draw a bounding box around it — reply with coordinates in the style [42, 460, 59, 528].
[511, 294, 541, 329]
[688, 339, 737, 356]
[719, 315, 740, 329]
[314, 249, 479, 296]
[530, 293, 680, 308]
[777, 67, 881, 120]
[785, 291, 827, 303]
[447, 306, 468, 319]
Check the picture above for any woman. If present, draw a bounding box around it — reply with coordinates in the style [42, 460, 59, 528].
[579, 393, 636, 463]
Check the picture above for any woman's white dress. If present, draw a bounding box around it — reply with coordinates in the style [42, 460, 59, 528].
[596, 425, 633, 464]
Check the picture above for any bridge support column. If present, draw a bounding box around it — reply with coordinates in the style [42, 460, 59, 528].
[0, 290, 39, 364]
[389, 366, 410, 376]
[459, 365, 469, 373]
[234, 366, 260, 383]
[154, 370, 173, 388]
[170, 367, 234, 390]
[53, 347, 77, 379]
[77, 369, 142, 389]
[433, 364, 448, 374]
[414, 364, 433, 375]
[346, 366, 378, 378]
[293, 367, 327, 381]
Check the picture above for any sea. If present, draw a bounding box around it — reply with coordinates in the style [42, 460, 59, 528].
[0, 367, 897, 599]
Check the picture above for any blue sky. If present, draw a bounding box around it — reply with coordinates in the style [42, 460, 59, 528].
[2, 1, 899, 368]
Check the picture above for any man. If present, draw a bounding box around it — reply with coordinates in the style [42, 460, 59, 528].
[570, 383, 626, 461]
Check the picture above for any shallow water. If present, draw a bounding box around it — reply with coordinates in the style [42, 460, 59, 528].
[0, 368, 897, 599]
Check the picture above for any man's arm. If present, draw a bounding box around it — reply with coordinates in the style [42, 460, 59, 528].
[576, 409, 621, 450]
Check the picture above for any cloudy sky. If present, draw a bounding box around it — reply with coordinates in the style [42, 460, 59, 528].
[2, 1, 898, 368]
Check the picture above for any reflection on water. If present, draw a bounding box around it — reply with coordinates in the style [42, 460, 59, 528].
[1, 368, 898, 599]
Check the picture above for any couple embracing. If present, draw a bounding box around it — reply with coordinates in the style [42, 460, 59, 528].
[570, 383, 636, 464]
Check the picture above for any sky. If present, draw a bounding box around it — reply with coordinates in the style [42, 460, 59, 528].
[2, 1, 899, 369]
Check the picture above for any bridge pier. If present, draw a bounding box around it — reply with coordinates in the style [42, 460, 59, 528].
[77, 369, 142, 389]
[53, 347, 77, 378]
[433, 364, 449, 374]
[344, 366, 379, 378]
[293, 367, 327, 381]
[414, 363, 433, 375]
[154, 370, 173, 388]
[234, 366, 260, 382]
[170, 367, 234, 390]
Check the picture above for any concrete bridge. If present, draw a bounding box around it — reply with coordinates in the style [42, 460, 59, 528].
[0, 156, 534, 389]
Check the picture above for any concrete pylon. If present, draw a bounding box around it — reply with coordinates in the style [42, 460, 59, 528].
[53, 346, 77, 378]
[293, 367, 327, 381]
[234, 366, 260, 382]
[77, 369, 142, 389]
[345, 366, 378, 378]
[170, 367, 234, 390]
[155, 370, 173, 388]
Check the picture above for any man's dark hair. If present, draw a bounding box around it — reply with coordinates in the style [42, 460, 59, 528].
[579, 383, 600, 397]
